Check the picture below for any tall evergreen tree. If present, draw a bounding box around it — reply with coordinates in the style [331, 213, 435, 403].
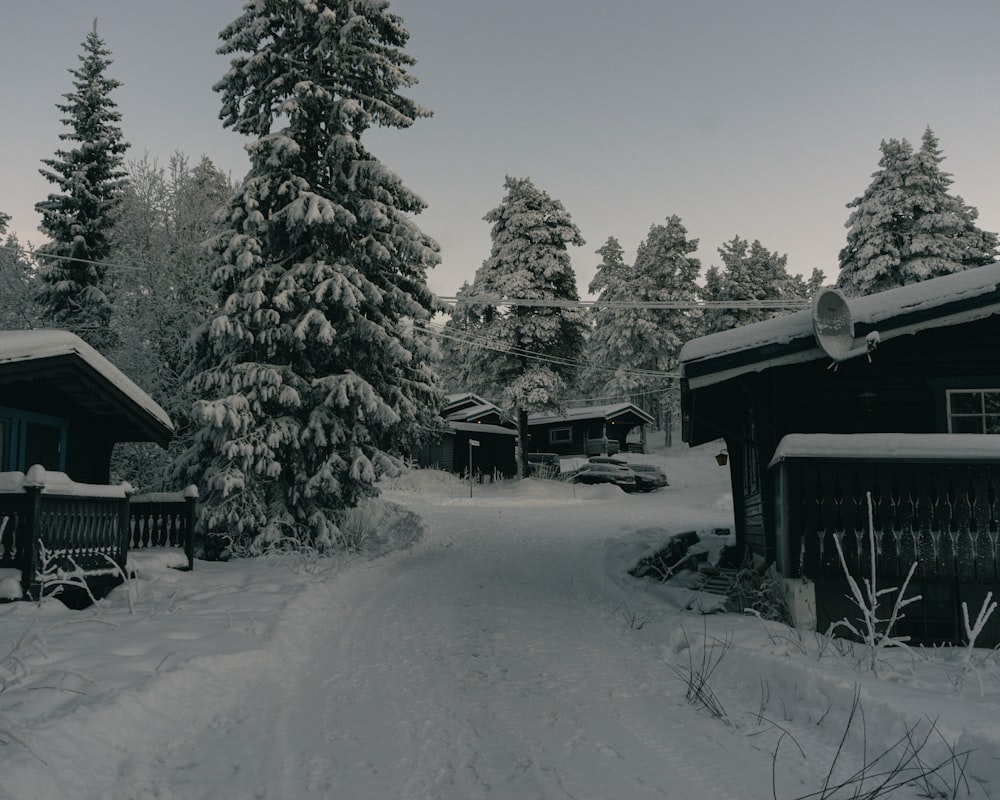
[837, 138, 912, 296]
[579, 218, 700, 429]
[465, 176, 587, 476]
[437, 281, 496, 393]
[177, 1, 443, 554]
[906, 128, 998, 277]
[109, 153, 233, 490]
[0, 214, 41, 330]
[35, 21, 128, 349]
[701, 236, 818, 335]
[837, 129, 997, 295]
[626, 216, 701, 427]
[578, 237, 639, 404]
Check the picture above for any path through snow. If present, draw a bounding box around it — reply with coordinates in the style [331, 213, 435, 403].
[6, 449, 995, 800]
[126, 482, 770, 799]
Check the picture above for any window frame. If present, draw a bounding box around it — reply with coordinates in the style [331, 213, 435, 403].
[0, 406, 69, 472]
[548, 426, 573, 445]
[945, 388, 1000, 434]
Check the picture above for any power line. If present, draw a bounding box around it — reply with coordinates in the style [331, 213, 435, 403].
[418, 321, 678, 380]
[439, 295, 810, 310]
[2, 243, 814, 312]
[0, 242, 155, 274]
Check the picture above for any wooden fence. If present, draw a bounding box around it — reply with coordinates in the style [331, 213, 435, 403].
[772, 454, 1000, 644]
[775, 459, 1000, 583]
[0, 473, 197, 601]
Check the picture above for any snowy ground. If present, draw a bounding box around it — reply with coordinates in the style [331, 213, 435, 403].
[1, 441, 999, 799]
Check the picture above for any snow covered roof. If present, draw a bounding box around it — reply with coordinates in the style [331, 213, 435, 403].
[528, 403, 654, 426]
[446, 403, 503, 423]
[448, 421, 518, 437]
[442, 392, 514, 427]
[681, 262, 1000, 389]
[0, 329, 174, 443]
[768, 433, 1000, 468]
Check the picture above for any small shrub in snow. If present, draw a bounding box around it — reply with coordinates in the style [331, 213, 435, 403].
[775, 686, 974, 800]
[728, 558, 792, 625]
[617, 602, 654, 630]
[341, 499, 424, 557]
[665, 624, 732, 725]
[830, 493, 920, 677]
[954, 592, 998, 697]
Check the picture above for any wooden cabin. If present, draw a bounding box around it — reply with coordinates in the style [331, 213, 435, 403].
[0, 329, 173, 483]
[0, 330, 193, 601]
[412, 393, 517, 479]
[680, 264, 1000, 644]
[527, 403, 654, 457]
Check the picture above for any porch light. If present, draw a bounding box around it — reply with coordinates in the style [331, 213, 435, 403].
[860, 391, 877, 412]
[715, 449, 728, 466]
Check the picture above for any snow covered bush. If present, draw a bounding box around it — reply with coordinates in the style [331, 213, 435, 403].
[727, 559, 792, 625]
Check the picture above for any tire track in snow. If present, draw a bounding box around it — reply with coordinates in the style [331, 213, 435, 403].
[260, 495, 776, 799]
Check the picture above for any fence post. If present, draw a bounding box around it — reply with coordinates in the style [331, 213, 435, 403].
[118, 484, 133, 578]
[183, 485, 199, 570]
[20, 484, 42, 598]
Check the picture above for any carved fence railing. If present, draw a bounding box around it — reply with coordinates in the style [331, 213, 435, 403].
[128, 488, 198, 571]
[0, 467, 197, 601]
[773, 457, 1000, 584]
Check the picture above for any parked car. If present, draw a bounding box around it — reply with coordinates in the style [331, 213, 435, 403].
[561, 462, 637, 490]
[588, 456, 668, 491]
[627, 464, 669, 491]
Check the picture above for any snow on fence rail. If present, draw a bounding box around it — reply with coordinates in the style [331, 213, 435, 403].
[0, 466, 197, 600]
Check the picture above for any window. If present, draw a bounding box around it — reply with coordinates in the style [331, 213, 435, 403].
[549, 427, 572, 444]
[946, 389, 1000, 433]
[0, 407, 68, 472]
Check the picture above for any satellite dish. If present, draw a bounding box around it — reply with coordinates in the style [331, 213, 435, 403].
[811, 288, 876, 363]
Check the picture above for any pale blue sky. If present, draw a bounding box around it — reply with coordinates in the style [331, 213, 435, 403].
[3, 1, 998, 298]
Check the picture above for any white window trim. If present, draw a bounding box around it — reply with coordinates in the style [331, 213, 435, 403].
[945, 388, 1000, 434]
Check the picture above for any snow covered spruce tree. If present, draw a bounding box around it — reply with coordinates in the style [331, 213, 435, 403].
[437, 280, 497, 392]
[837, 129, 998, 296]
[585, 217, 701, 428]
[0, 220, 43, 332]
[578, 237, 644, 405]
[466, 176, 587, 477]
[35, 21, 128, 351]
[702, 236, 823, 335]
[177, 1, 443, 554]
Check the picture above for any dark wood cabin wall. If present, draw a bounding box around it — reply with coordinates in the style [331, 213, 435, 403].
[772, 317, 1000, 439]
[65, 427, 114, 484]
[687, 315, 1000, 564]
[2, 378, 117, 483]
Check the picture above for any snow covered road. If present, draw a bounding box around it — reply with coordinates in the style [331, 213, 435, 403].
[9, 452, 994, 800]
[143, 480, 771, 800]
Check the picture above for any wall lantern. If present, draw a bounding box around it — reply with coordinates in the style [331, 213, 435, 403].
[859, 391, 877, 412]
[715, 449, 729, 466]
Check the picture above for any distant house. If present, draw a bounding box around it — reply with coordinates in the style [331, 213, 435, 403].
[527, 403, 654, 457]
[0, 330, 173, 483]
[680, 263, 1000, 644]
[412, 393, 517, 478]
